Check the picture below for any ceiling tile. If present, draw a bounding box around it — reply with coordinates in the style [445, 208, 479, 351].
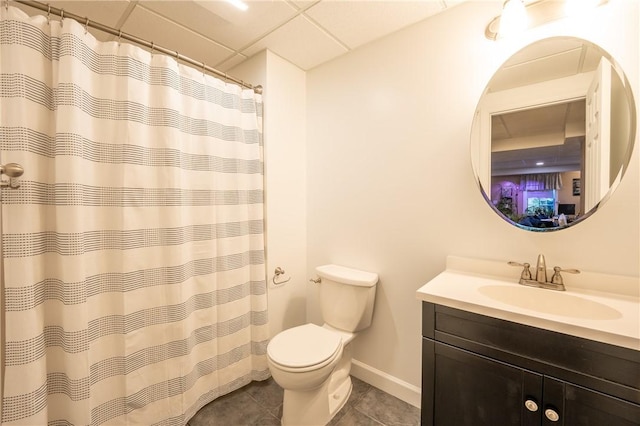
[242, 14, 348, 70]
[10, 0, 469, 72]
[216, 53, 250, 73]
[141, 0, 299, 51]
[490, 48, 584, 92]
[289, 0, 322, 10]
[121, 5, 234, 68]
[12, 1, 131, 42]
[304, 0, 447, 49]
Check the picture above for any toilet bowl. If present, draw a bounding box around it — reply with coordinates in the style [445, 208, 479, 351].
[267, 324, 353, 425]
[267, 264, 378, 426]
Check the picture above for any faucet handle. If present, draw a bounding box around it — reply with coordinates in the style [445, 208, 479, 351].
[508, 261, 532, 280]
[550, 266, 580, 285]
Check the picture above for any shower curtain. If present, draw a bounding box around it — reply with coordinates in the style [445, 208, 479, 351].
[0, 6, 268, 425]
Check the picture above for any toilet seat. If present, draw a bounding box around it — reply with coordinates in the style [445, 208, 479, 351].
[268, 323, 342, 371]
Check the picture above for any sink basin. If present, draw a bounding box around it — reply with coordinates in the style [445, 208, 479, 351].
[416, 256, 640, 350]
[478, 285, 623, 320]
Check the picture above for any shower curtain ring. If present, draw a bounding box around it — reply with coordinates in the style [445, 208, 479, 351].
[175, 50, 179, 60]
[84, 17, 89, 34]
[201, 62, 206, 77]
[60, 9, 64, 27]
[117, 30, 122, 45]
[46, 5, 51, 24]
[150, 42, 155, 55]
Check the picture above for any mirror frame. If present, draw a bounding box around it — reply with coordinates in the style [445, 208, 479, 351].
[471, 36, 637, 232]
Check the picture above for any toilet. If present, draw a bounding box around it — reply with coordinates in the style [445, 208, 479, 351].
[267, 264, 378, 426]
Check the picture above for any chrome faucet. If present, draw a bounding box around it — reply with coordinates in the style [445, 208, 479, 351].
[508, 254, 580, 291]
[535, 254, 547, 284]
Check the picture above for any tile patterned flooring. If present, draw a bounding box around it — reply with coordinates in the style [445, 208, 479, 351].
[187, 376, 421, 426]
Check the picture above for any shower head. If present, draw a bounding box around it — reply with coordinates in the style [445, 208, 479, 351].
[1, 163, 24, 178]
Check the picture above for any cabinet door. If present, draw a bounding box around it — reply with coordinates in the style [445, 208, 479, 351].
[423, 340, 542, 426]
[543, 378, 640, 426]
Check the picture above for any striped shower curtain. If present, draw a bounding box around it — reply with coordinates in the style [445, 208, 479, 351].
[0, 6, 268, 425]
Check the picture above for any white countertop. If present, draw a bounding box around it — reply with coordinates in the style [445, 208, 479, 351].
[416, 257, 640, 351]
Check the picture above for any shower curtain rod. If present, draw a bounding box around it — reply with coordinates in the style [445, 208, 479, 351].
[9, 0, 263, 94]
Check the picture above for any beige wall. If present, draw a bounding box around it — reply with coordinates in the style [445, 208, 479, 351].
[231, 0, 639, 408]
[306, 0, 639, 405]
[231, 51, 308, 339]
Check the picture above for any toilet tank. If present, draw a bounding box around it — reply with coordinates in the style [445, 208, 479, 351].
[316, 264, 378, 332]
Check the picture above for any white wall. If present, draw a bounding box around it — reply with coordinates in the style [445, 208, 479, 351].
[231, 51, 308, 338]
[306, 0, 639, 406]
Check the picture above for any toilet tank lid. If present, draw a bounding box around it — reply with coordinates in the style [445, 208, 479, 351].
[315, 264, 378, 287]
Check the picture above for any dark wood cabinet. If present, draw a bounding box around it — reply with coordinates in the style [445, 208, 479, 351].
[561, 382, 640, 426]
[421, 302, 640, 426]
[426, 340, 542, 426]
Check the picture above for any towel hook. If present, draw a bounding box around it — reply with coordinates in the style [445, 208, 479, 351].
[272, 267, 291, 285]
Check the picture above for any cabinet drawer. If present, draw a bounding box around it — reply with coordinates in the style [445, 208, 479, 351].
[422, 302, 640, 404]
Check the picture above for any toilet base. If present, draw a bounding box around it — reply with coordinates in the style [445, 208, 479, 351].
[281, 375, 352, 426]
[280, 344, 353, 426]
[329, 376, 352, 418]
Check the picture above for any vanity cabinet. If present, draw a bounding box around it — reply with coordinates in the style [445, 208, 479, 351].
[421, 302, 640, 426]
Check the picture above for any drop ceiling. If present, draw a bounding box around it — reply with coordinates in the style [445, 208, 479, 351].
[12, 0, 465, 73]
[491, 100, 585, 176]
[488, 38, 603, 176]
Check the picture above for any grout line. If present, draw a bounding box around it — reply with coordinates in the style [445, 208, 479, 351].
[351, 407, 386, 426]
[300, 12, 351, 52]
[352, 382, 373, 405]
[242, 380, 284, 419]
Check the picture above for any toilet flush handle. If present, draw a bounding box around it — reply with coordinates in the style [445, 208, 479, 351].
[309, 277, 321, 284]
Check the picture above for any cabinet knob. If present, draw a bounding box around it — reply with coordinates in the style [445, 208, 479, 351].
[545, 408, 560, 422]
[524, 399, 539, 412]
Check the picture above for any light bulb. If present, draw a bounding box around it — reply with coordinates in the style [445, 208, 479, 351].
[224, 0, 248, 11]
[565, 0, 600, 16]
[498, 0, 528, 38]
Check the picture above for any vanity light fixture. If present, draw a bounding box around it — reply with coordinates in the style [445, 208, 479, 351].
[485, 0, 609, 40]
[498, 0, 527, 39]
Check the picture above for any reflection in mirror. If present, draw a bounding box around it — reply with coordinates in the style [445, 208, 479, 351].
[471, 37, 636, 231]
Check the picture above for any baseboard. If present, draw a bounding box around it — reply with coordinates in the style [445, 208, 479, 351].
[351, 359, 421, 408]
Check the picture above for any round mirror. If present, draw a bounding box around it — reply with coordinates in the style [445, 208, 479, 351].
[471, 37, 636, 231]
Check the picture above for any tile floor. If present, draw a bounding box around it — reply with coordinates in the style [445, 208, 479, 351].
[187, 376, 421, 426]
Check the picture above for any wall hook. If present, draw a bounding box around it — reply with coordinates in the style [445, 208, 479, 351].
[272, 266, 291, 285]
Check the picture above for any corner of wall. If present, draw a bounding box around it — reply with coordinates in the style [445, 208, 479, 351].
[233, 50, 309, 338]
